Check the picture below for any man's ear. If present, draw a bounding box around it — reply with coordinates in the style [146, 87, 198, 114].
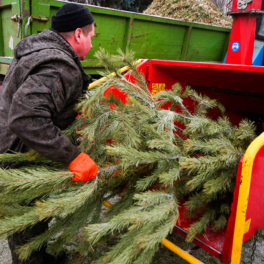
[74, 28, 82, 44]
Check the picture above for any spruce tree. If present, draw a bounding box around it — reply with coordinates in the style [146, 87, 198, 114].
[0, 48, 256, 263]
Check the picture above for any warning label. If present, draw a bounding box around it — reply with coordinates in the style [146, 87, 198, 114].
[152, 83, 166, 96]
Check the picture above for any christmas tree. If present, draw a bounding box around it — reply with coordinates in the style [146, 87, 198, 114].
[0, 49, 256, 263]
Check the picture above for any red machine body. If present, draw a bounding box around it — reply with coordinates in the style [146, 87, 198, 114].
[226, 0, 262, 64]
[114, 58, 264, 264]
[106, 1, 264, 262]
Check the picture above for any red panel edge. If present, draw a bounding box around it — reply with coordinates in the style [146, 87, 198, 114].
[221, 157, 243, 264]
[244, 145, 264, 241]
[173, 226, 222, 259]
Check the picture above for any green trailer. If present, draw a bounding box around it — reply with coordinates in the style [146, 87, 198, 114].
[0, 0, 230, 77]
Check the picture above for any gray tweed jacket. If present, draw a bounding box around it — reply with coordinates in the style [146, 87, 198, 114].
[0, 29, 91, 164]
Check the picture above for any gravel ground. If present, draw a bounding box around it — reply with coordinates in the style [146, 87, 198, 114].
[1, 229, 264, 264]
[0, 239, 12, 264]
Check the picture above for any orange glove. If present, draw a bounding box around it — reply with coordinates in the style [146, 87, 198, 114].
[69, 152, 98, 181]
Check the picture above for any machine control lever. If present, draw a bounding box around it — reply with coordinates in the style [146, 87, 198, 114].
[25, 16, 49, 36]
[237, 0, 253, 9]
[10, 15, 22, 38]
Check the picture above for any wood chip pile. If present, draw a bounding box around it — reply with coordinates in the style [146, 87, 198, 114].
[143, 0, 232, 28]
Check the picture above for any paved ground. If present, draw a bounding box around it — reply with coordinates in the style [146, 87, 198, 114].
[1, 229, 264, 264]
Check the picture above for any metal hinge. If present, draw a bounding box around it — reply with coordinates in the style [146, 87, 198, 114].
[25, 16, 49, 36]
[11, 15, 22, 38]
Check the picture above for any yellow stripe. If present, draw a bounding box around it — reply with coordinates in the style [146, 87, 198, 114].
[102, 200, 113, 209]
[88, 59, 143, 90]
[160, 239, 204, 264]
[231, 132, 264, 264]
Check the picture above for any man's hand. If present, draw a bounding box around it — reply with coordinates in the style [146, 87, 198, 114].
[69, 152, 98, 181]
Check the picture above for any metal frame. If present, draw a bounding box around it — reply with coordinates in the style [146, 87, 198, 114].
[88, 59, 142, 90]
[0, 0, 231, 75]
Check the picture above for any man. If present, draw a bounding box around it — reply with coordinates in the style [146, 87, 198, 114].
[0, 3, 98, 264]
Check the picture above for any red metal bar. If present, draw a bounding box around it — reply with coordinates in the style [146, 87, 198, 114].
[225, 0, 262, 64]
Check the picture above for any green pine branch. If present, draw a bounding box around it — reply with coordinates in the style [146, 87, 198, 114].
[0, 48, 257, 263]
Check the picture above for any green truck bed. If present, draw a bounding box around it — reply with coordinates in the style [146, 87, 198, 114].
[0, 0, 230, 76]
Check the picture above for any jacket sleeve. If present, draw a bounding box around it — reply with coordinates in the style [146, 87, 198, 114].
[7, 62, 81, 164]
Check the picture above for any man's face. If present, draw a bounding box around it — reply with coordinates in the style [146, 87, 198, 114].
[78, 24, 95, 60]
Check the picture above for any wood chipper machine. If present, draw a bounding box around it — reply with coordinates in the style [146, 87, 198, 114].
[89, 0, 264, 263]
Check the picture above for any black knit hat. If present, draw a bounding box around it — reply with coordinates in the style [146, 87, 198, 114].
[51, 3, 94, 32]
